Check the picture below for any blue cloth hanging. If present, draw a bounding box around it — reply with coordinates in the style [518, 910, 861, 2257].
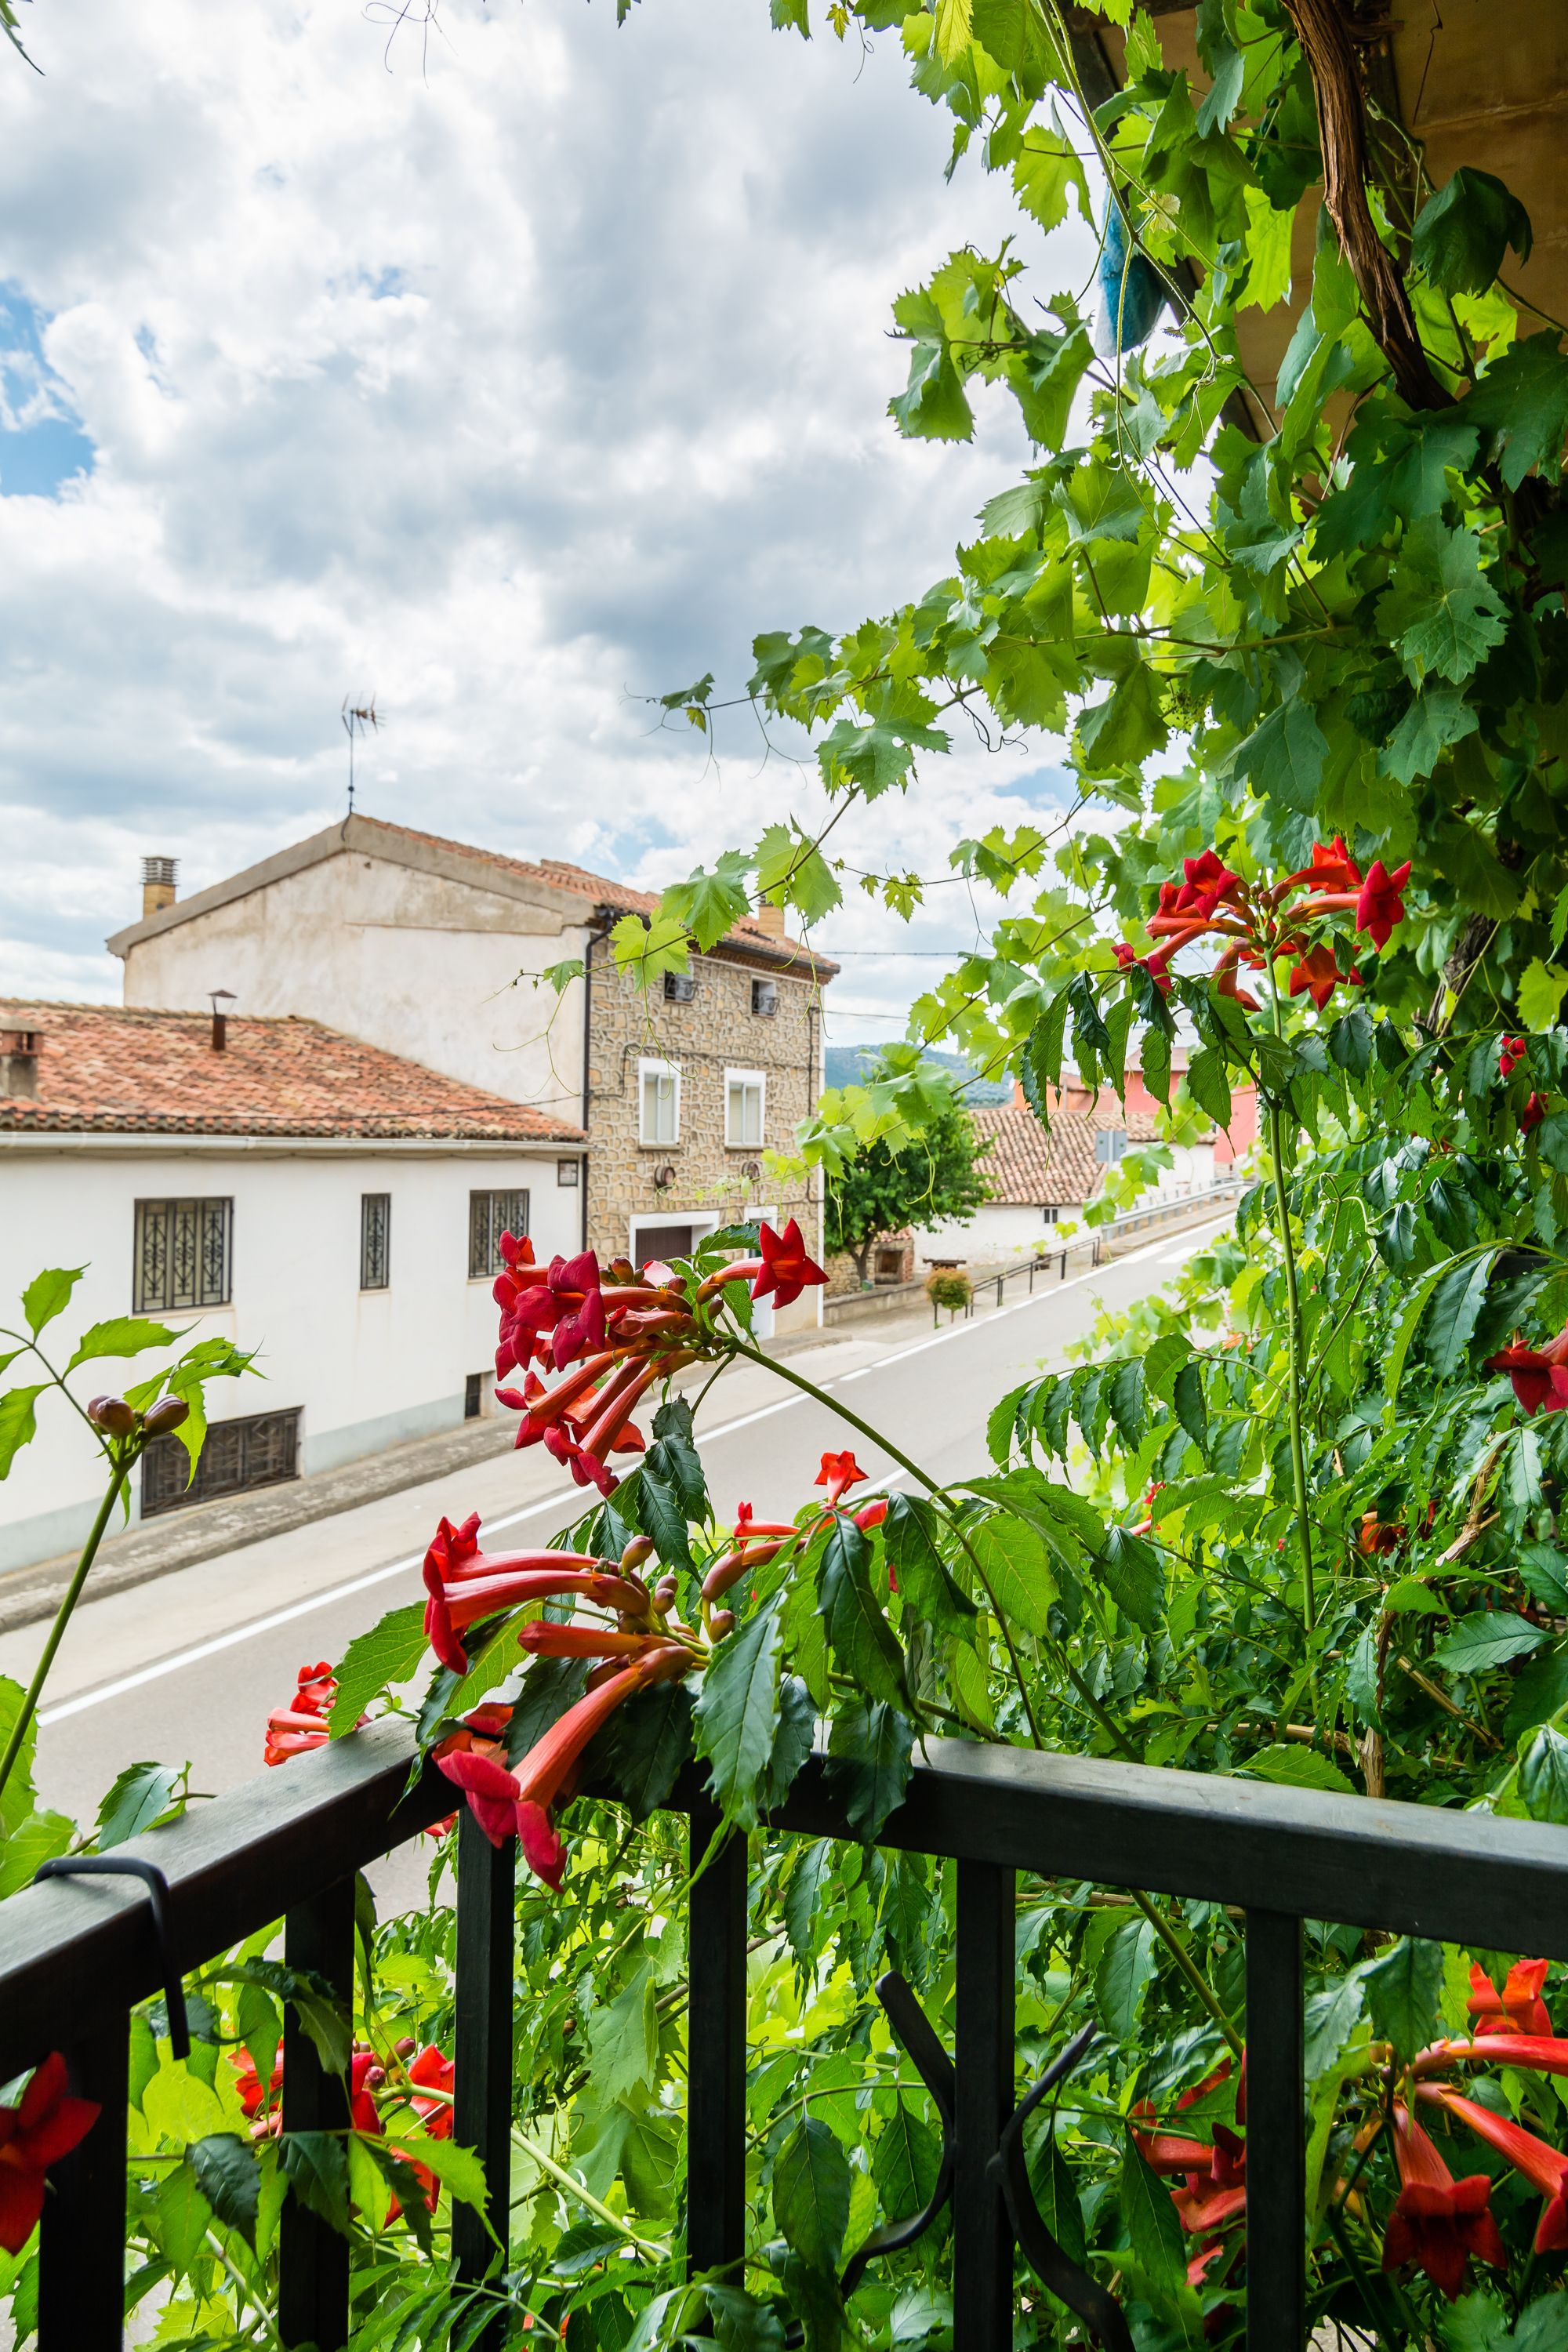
[1095, 194, 1167, 356]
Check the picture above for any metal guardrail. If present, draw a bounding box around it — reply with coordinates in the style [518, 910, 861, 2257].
[942, 1179, 1246, 1314]
[6, 1711, 1568, 2347]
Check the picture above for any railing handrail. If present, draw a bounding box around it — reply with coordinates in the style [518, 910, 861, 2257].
[8, 1713, 1568, 2083]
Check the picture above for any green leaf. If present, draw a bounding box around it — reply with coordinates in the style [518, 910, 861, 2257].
[760, 1675, 817, 1812]
[773, 2116, 851, 2274]
[1105, 1357, 1146, 1448]
[823, 1700, 915, 1842]
[663, 851, 753, 952]
[872, 2100, 942, 2229]
[1172, 1360, 1208, 1457]
[1423, 1253, 1494, 1379]
[190, 2133, 260, 2247]
[1412, 167, 1532, 296]
[1519, 959, 1568, 1033]
[602, 1682, 695, 1822]
[1429, 1611, 1546, 1675]
[694, 1596, 782, 1831]
[216, 1962, 351, 2079]
[783, 1842, 837, 1971]
[64, 1316, 179, 1372]
[1304, 1972, 1367, 2082]
[1094, 1916, 1156, 2038]
[1232, 696, 1327, 812]
[705, 2285, 787, 2352]
[964, 1512, 1055, 1636]
[1377, 524, 1508, 687]
[884, 1494, 976, 1638]
[96, 1759, 187, 1849]
[610, 909, 691, 989]
[1240, 1743, 1356, 1795]
[1185, 1047, 1232, 1131]
[1096, 1526, 1164, 1633]
[1363, 1936, 1443, 2064]
[0, 1806, 71, 1899]
[0, 1386, 45, 1479]
[1119, 2133, 1188, 2294]
[637, 1462, 695, 1574]
[1462, 333, 1568, 489]
[328, 1602, 428, 1735]
[587, 1968, 659, 2103]
[1522, 1723, 1568, 1827]
[644, 1430, 706, 1522]
[21, 1266, 84, 1338]
[155, 2159, 214, 2282]
[819, 1515, 906, 1702]
[278, 2130, 353, 2236]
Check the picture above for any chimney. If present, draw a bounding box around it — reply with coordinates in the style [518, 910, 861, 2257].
[142, 855, 179, 920]
[0, 1025, 41, 1100]
[753, 902, 787, 939]
[209, 989, 236, 1051]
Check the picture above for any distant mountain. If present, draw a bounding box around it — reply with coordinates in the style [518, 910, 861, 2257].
[822, 1045, 1014, 1105]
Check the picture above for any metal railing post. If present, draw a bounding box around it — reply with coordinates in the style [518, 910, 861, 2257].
[954, 1857, 1014, 2352]
[453, 1811, 517, 2348]
[1244, 1909, 1305, 2349]
[686, 1805, 746, 2284]
[38, 2012, 128, 2348]
[279, 1877, 355, 2351]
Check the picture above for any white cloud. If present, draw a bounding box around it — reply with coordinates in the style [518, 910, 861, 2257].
[0, 0, 1091, 1034]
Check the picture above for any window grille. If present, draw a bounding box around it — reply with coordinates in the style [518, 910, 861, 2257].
[725, 1071, 764, 1149]
[556, 1159, 579, 1188]
[468, 1189, 529, 1279]
[662, 971, 697, 1004]
[140, 1406, 299, 1515]
[640, 1062, 680, 1146]
[360, 1193, 390, 1290]
[1094, 1129, 1127, 1165]
[750, 978, 778, 1017]
[133, 1199, 233, 1314]
[464, 1373, 484, 1420]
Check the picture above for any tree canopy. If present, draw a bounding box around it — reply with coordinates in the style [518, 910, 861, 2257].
[822, 1060, 990, 1279]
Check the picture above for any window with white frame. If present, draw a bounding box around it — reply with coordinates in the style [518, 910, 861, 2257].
[639, 1058, 681, 1146]
[725, 1069, 765, 1149]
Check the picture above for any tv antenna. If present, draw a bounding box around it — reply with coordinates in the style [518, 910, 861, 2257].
[342, 695, 380, 812]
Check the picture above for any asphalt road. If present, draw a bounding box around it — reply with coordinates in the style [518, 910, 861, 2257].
[3, 1217, 1231, 1853]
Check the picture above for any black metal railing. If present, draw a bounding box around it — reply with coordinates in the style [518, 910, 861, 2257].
[6, 1716, 1568, 2350]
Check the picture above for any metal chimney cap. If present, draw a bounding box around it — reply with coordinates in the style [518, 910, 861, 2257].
[142, 856, 179, 887]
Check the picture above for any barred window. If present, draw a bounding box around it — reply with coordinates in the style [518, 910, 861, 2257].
[750, 978, 779, 1017]
[141, 1406, 299, 1516]
[662, 971, 697, 1004]
[133, 1198, 233, 1314]
[360, 1193, 390, 1290]
[469, 1189, 529, 1279]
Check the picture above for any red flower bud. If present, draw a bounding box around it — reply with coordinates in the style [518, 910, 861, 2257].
[142, 1396, 190, 1434]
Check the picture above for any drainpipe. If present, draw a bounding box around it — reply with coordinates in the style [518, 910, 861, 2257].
[580, 913, 614, 1253]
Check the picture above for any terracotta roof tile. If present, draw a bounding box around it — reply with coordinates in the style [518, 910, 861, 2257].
[0, 1001, 583, 1143]
[971, 1100, 1157, 1207]
[363, 819, 838, 977]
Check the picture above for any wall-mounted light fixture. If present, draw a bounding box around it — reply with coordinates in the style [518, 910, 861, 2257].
[652, 1163, 677, 1190]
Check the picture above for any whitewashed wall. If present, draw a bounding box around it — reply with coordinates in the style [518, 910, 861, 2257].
[118, 846, 590, 1127]
[0, 1136, 581, 1573]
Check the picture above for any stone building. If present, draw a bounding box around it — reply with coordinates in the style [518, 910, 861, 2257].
[107, 814, 837, 1332]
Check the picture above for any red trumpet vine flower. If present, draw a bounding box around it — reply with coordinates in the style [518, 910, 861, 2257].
[1173, 850, 1245, 920]
[437, 1645, 690, 1884]
[1287, 942, 1359, 1011]
[421, 1513, 648, 1676]
[816, 1450, 866, 1505]
[0, 2054, 101, 2254]
[1522, 1090, 1548, 1135]
[1424, 2087, 1568, 2254]
[1284, 837, 1361, 894]
[1112, 940, 1174, 997]
[1356, 858, 1411, 951]
[1486, 1325, 1568, 1416]
[746, 1218, 828, 1310]
[264, 1659, 354, 1765]
[1381, 2106, 1504, 2299]
[1500, 1033, 1530, 1078]
[1134, 2060, 1247, 2238]
[1469, 1957, 1553, 2039]
[517, 1621, 677, 1661]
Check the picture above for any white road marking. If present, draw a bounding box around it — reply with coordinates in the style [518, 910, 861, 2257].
[38, 1211, 1235, 1722]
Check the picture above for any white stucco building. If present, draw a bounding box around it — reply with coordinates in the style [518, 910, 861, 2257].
[0, 1000, 583, 1574]
[107, 814, 833, 1329]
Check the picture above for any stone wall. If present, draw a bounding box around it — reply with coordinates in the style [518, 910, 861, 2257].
[584, 944, 824, 1324]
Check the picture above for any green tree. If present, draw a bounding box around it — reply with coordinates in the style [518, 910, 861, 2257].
[823, 1065, 990, 1284]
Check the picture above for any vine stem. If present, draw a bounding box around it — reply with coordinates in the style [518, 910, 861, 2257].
[510, 2126, 670, 2261]
[1266, 1095, 1319, 1641]
[0, 1458, 129, 1806]
[720, 1334, 1243, 2059]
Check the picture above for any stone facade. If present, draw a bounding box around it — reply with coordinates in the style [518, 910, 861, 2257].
[586, 942, 826, 1332]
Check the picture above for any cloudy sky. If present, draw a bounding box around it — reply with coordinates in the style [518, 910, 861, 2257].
[0, 0, 1094, 1043]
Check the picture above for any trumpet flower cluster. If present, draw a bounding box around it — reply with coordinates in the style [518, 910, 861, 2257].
[491, 1221, 825, 1494]
[1133, 1959, 1568, 2303]
[1116, 837, 1410, 1013]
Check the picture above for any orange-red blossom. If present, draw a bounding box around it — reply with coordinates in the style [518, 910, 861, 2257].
[702, 1454, 887, 1602]
[1120, 837, 1406, 1015]
[420, 1511, 650, 1677]
[437, 1641, 691, 1885]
